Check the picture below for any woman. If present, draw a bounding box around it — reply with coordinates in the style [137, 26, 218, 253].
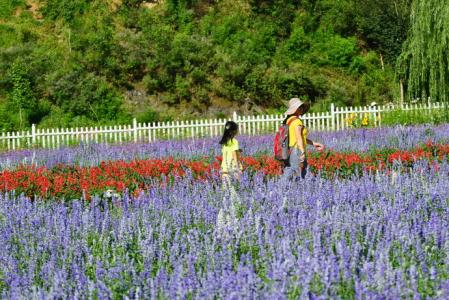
[283, 98, 325, 180]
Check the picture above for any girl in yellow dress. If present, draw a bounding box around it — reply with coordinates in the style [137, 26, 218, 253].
[219, 121, 243, 181]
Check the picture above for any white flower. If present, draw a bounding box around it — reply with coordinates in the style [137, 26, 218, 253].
[104, 189, 114, 198]
[216, 208, 226, 231]
[390, 170, 399, 185]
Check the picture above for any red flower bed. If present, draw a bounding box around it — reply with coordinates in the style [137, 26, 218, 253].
[0, 142, 447, 200]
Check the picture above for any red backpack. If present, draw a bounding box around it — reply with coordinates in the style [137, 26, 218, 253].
[274, 117, 297, 162]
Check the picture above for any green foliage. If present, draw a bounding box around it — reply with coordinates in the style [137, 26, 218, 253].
[121, 0, 146, 8]
[353, 0, 411, 64]
[308, 31, 357, 67]
[5, 60, 44, 129]
[0, 0, 413, 131]
[9, 61, 36, 111]
[41, 0, 92, 23]
[398, 0, 449, 102]
[318, 0, 411, 64]
[248, 0, 299, 36]
[136, 108, 159, 124]
[0, 0, 25, 19]
[38, 105, 74, 128]
[48, 71, 131, 123]
[381, 106, 449, 126]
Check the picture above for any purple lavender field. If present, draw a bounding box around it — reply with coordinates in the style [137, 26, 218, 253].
[1, 124, 448, 169]
[1, 125, 449, 299]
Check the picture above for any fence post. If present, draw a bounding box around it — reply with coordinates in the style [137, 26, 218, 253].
[31, 124, 36, 146]
[233, 111, 238, 122]
[133, 118, 138, 142]
[330, 103, 335, 131]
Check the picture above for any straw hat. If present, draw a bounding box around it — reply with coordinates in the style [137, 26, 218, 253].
[285, 98, 309, 115]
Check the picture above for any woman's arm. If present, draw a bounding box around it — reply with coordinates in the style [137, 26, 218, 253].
[306, 138, 325, 151]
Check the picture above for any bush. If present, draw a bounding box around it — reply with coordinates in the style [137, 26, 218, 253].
[47, 71, 130, 124]
[0, 0, 25, 19]
[307, 31, 358, 67]
[136, 108, 160, 124]
[381, 107, 449, 126]
[41, 0, 91, 23]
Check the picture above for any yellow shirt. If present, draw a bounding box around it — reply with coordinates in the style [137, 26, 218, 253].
[287, 116, 308, 148]
[221, 138, 240, 173]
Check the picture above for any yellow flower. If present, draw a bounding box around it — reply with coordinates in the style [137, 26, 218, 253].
[361, 113, 369, 126]
[346, 117, 353, 126]
[346, 113, 357, 127]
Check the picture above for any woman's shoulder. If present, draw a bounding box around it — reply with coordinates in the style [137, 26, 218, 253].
[290, 117, 304, 126]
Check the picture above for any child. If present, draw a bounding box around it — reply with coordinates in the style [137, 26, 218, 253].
[217, 121, 242, 236]
[219, 121, 243, 181]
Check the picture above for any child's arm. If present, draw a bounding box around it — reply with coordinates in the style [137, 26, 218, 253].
[233, 150, 243, 171]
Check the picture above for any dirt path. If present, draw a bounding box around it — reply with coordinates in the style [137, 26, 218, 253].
[27, 0, 42, 19]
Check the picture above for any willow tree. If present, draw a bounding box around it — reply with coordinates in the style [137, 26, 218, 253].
[397, 0, 449, 102]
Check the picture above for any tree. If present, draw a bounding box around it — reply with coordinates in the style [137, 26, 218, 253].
[397, 0, 449, 102]
[8, 61, 37, 129]
[317, 0, 411, 64]
[354, 0, 411, 64]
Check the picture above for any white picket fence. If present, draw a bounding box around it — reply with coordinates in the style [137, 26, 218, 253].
[0, 102, 446, 150]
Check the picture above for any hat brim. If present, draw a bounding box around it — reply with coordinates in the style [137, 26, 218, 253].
[285, 102, 310, 115]
[285, 103, 301, 115]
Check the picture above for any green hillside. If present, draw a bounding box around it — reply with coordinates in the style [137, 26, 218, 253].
[0, 0, 412, 130]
